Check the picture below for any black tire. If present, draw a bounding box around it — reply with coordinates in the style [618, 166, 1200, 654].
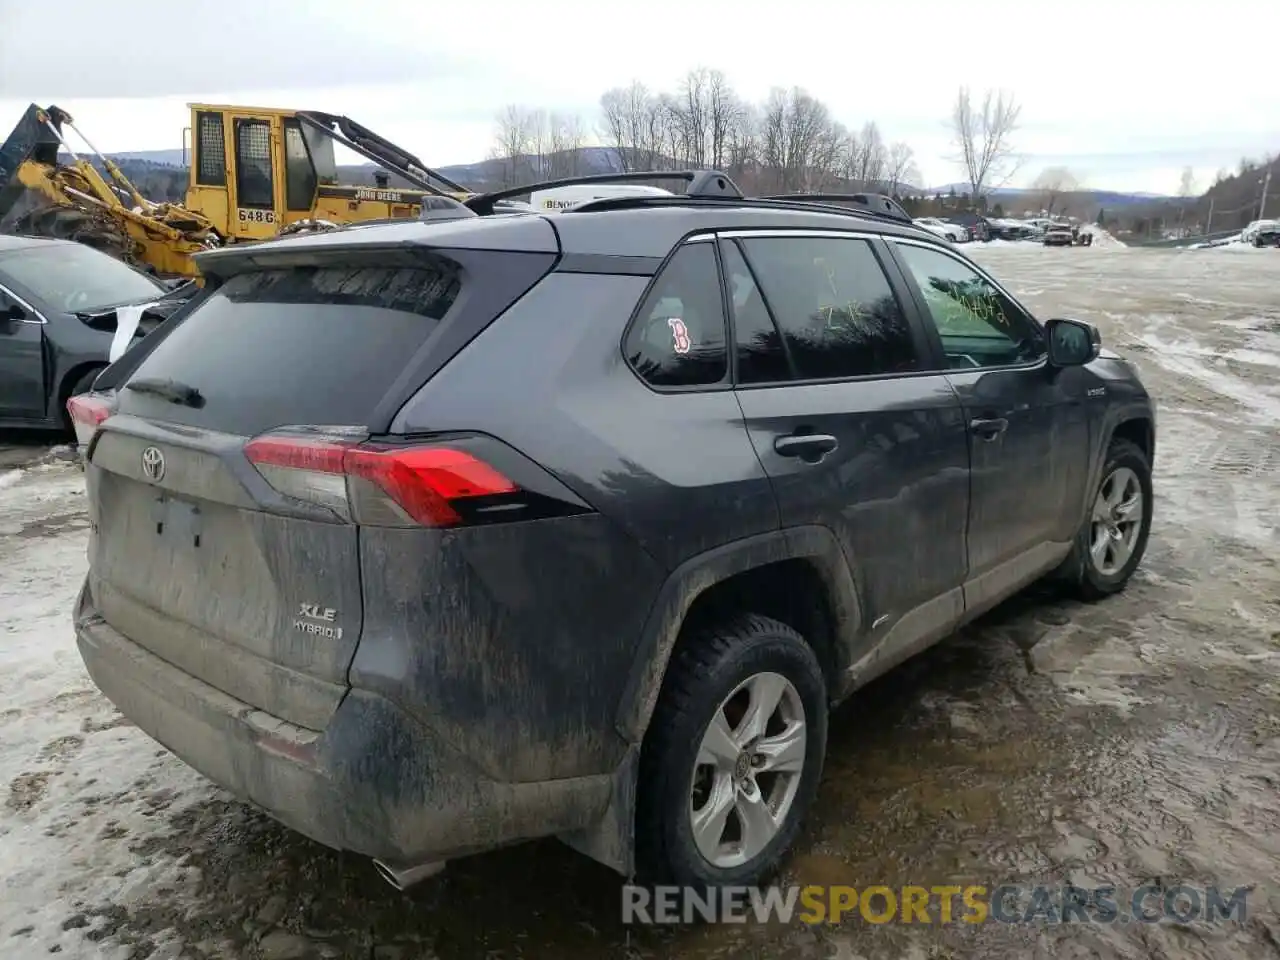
[61, 367, 104, 434]
[1058, 438, 1153, 601]
[635, 613, 827, 889]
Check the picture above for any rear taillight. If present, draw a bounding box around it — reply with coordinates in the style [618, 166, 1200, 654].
[66, 394, 115, 447]
[243, 432, 517, 528]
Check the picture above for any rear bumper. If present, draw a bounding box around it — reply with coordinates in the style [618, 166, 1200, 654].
[74, 581, 612, 865]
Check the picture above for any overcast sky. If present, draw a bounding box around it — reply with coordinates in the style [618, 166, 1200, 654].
[1, 0, 1276, 194]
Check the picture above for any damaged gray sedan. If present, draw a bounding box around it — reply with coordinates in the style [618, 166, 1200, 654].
[0, 235, 193, 432]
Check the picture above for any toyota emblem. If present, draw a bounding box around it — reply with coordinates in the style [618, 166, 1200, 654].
[140, 446, 166, 483]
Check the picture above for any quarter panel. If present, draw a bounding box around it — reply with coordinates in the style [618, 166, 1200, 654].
[391, 272, 781, 570]
[350, 514, 665, 783]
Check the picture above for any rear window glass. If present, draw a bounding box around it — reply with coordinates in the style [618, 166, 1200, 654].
[121, 263, 460, 436]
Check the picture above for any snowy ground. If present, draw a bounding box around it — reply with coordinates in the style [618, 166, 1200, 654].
[2, 243, 1279, 960]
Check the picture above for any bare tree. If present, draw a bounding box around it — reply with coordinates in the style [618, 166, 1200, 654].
[706, 70, 742, 170]
[851, 121, 886, 187]
[490, 105, 536, 186]
[588, 69, 930, 199]
[598, 82, 651, 172]
[724, 103, 760, 184]
[885, 142, 919, 196]
[760, 87, 837, 192]
[644, 95, 675, 170]
[1178, 166, 1197, 198]
[949, 86, 1022, 202]
[546, 112, 586, 178]
[672, 68, 711, 166]
[525, 109, 553, 180]
[1032, 166, 1078, 214]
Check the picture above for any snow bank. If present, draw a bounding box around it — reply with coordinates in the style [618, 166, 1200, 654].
[1089, 228, 1125, 248]
[1215, 240, 1274, 252]
[0, 463, 212, 957]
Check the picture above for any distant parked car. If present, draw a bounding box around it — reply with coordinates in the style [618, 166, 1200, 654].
[914, 217, 967, 242]
[1241, 219, 1280, 245]
[1043, 224, 1074, 247]
[988, 219, 1039, 241]
[946, 212, 991, 242]
[1251, 224, 1280, 247]
[0, 235, 194, 432]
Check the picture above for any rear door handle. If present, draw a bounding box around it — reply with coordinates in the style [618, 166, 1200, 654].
[774, 434, 838, 460]
[969, 417, 1009, 440]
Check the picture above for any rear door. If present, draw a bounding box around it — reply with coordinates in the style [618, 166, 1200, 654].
[84, 243, 557, 730]
[725, 231, 971, 672]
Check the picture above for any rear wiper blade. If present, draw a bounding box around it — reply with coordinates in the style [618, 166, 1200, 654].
[125, 377, 205, 408]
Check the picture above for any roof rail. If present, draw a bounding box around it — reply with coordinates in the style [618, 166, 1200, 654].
[565, 193, 919, 230]
[464, 169, 743, 215]
[761, 193, 912, 225]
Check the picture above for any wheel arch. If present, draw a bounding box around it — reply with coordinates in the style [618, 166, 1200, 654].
[1110, 415, 1154, 464]
[560, 527, 859, 879]
[614, 525, 862, 746]
[1073, 404, 1155, 533]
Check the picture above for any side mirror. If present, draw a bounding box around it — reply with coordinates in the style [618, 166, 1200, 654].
[0, 303, 25, 329]
[1046, 317, 1101, 367]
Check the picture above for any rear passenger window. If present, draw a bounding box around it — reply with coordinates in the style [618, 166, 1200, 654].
[739, 236, 918, 380]
[720, 241, 790, 384]
[624, 242, 727, 388]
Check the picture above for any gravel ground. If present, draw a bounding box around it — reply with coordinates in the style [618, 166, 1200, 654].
[1, 243, 1278, 960]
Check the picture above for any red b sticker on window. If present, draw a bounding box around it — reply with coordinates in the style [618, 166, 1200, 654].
[667, 317, 692, 355]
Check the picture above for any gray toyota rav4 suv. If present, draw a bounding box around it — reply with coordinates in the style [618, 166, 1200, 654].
[70, 172, 1155, 893]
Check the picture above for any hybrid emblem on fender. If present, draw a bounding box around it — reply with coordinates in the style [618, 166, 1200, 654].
[294, 603, 343, 640]
[140, 446, 165, 483]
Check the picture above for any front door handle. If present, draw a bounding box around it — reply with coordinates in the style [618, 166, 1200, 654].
[969, 417, 1009, 440]
[774, 433, 838, 461]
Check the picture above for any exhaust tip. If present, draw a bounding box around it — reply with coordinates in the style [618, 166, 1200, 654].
[373, 858, 446, 891]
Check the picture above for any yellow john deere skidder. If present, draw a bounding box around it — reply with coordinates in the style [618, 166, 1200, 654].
[0, 103, 474, 278]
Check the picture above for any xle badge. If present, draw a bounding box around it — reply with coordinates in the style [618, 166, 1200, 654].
[294, 602, 343, 640]
[668, 317, 692, 355]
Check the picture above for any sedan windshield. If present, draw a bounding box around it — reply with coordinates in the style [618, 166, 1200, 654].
[0, 243, 164, 314]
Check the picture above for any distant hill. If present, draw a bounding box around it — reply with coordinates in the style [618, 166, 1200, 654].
[1091, 152, 1278, 238]
[55, 147, 1178, 213]
[107, 148, 188, 167]
[1197, 155, 1278, 229]
[924, 182, 1175, 207]
[95, 145, 628, 192]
